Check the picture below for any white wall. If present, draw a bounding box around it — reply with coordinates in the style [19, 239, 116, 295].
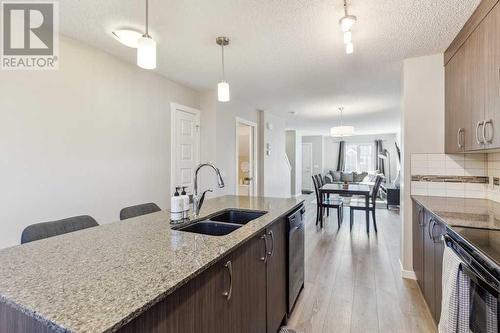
[401, 54, 445, 273]
[198, 90, 260, 198]
[260, 111, 291, 198]
[0, 36, 200, 249]
[216, 98, 259, 196]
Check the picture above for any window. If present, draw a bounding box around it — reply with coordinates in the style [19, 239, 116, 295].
[344, 143, 374, 172]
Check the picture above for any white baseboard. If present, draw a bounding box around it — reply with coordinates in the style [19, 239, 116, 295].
[399, 259, 417, 280]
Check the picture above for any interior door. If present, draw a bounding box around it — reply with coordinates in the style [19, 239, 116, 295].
[301, 143, 313, 191]
[172, 107, 200, 194]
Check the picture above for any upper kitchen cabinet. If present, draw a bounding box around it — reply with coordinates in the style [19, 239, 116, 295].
[444, 0, 500, 152]
[445, 45, 467, 153]
[483, 3, 500, 148]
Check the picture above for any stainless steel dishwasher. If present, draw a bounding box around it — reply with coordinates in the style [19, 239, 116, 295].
[287, 204, 305, 314]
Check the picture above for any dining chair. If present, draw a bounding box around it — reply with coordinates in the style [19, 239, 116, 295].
[21, 215, 99, 244]
[312, 175, 343, 228]
[120, 203, 161, 220]
[349, 175, 383, 233]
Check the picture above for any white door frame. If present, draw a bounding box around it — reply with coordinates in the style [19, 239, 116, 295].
[302, 142, 313, 191]
[235, 117, 258, 196]
[170, 102, 201, 194]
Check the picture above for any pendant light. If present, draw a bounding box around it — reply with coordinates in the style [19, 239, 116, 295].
[339, 0, 356, 55]
[137, 0, 156, 69]
[216, 36, 230, 102]
[330, 107, 354, 137]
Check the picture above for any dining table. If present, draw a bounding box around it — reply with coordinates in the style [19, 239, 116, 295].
[319, 183, 371, 229]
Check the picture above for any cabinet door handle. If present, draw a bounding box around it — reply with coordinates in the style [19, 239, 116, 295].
[223, 260, 233, 301]
[267, 230, 275, 257]
[457, 128, 464, 149]
[418, 208, 424, 227]
[476, 121, 485, 144]
[260, 234, 268, 263]
[428, 218, 435, 240]
[431, 221, 440, 243]
[484, 119, 493, 144]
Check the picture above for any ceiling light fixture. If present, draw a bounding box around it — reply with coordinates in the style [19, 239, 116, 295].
[137, 0, 156, 69]
[330, 107, 354, 137]
[339, 0, 356, 55]
[216, 36, 230, 102]
[343, 31, 352, 44]
[112, 29, 143, 48]
[345, 42, 354, 54]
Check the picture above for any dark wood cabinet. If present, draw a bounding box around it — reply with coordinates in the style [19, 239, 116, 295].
[433, 220, 446, 321]
[422, 212, 436, 318]
[445, 0, 500, 152]
[445, 45, 467, 153]
[412, 202, 425, 290]
[223, 232, 267, 333]
[266, 218, 288, 333]
[118, 215, 293, 333]
[483, 3, 500, 148]
[118, 250, 228, 333]
[412, 201, 446, 323]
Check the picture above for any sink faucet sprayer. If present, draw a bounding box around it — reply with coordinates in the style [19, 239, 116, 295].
[193, 163, 225, 216]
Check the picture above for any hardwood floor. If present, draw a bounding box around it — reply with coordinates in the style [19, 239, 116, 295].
[286, 195, 437, 333]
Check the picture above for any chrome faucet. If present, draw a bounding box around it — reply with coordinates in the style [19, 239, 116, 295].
[193, 163, 225, 216]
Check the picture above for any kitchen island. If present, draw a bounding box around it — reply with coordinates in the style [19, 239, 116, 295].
[0, 196, 304, 333]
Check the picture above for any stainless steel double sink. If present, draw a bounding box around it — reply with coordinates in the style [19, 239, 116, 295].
[177, 209, 267, 236]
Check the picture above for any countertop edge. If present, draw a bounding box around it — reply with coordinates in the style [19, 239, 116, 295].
[0, 294, 70, 333]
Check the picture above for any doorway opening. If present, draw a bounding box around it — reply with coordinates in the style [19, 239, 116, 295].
[235, 118, 257, 196]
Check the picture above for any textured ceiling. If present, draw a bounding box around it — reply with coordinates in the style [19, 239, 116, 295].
[59, 0, 480, 135]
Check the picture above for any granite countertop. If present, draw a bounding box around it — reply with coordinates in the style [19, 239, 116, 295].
[0, 195, 304, 333]
[411, 195, 500, 266]
[411, 195, 500, 230]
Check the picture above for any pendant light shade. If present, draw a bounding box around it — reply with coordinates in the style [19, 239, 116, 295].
[345, 42, 354, 54]
[339, 15, 357, 32]
[339, 0, 356, 56]
[137, 0, 156, 70]
[343, 31, 352, 44]
[330, 126, 354, 137]
[137, 35, 156, 69]
[218, 81, 230, 102]
[330, 107, 355, 137]
[216, 37, 230, 102]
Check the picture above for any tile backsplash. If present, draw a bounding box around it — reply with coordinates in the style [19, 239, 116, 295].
[410, 153, 488, 199]
[487, 153, 500, 202]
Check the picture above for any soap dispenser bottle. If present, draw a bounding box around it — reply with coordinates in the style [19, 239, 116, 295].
[170, 187, 183, 223]
[180, 186, 190, 219]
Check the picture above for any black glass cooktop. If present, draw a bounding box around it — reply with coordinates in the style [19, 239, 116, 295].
[451, 226, 500, 268]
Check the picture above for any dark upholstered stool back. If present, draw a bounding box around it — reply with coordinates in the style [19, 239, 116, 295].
[120, 203, 161, 220]
[21, 215, 98, 244]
